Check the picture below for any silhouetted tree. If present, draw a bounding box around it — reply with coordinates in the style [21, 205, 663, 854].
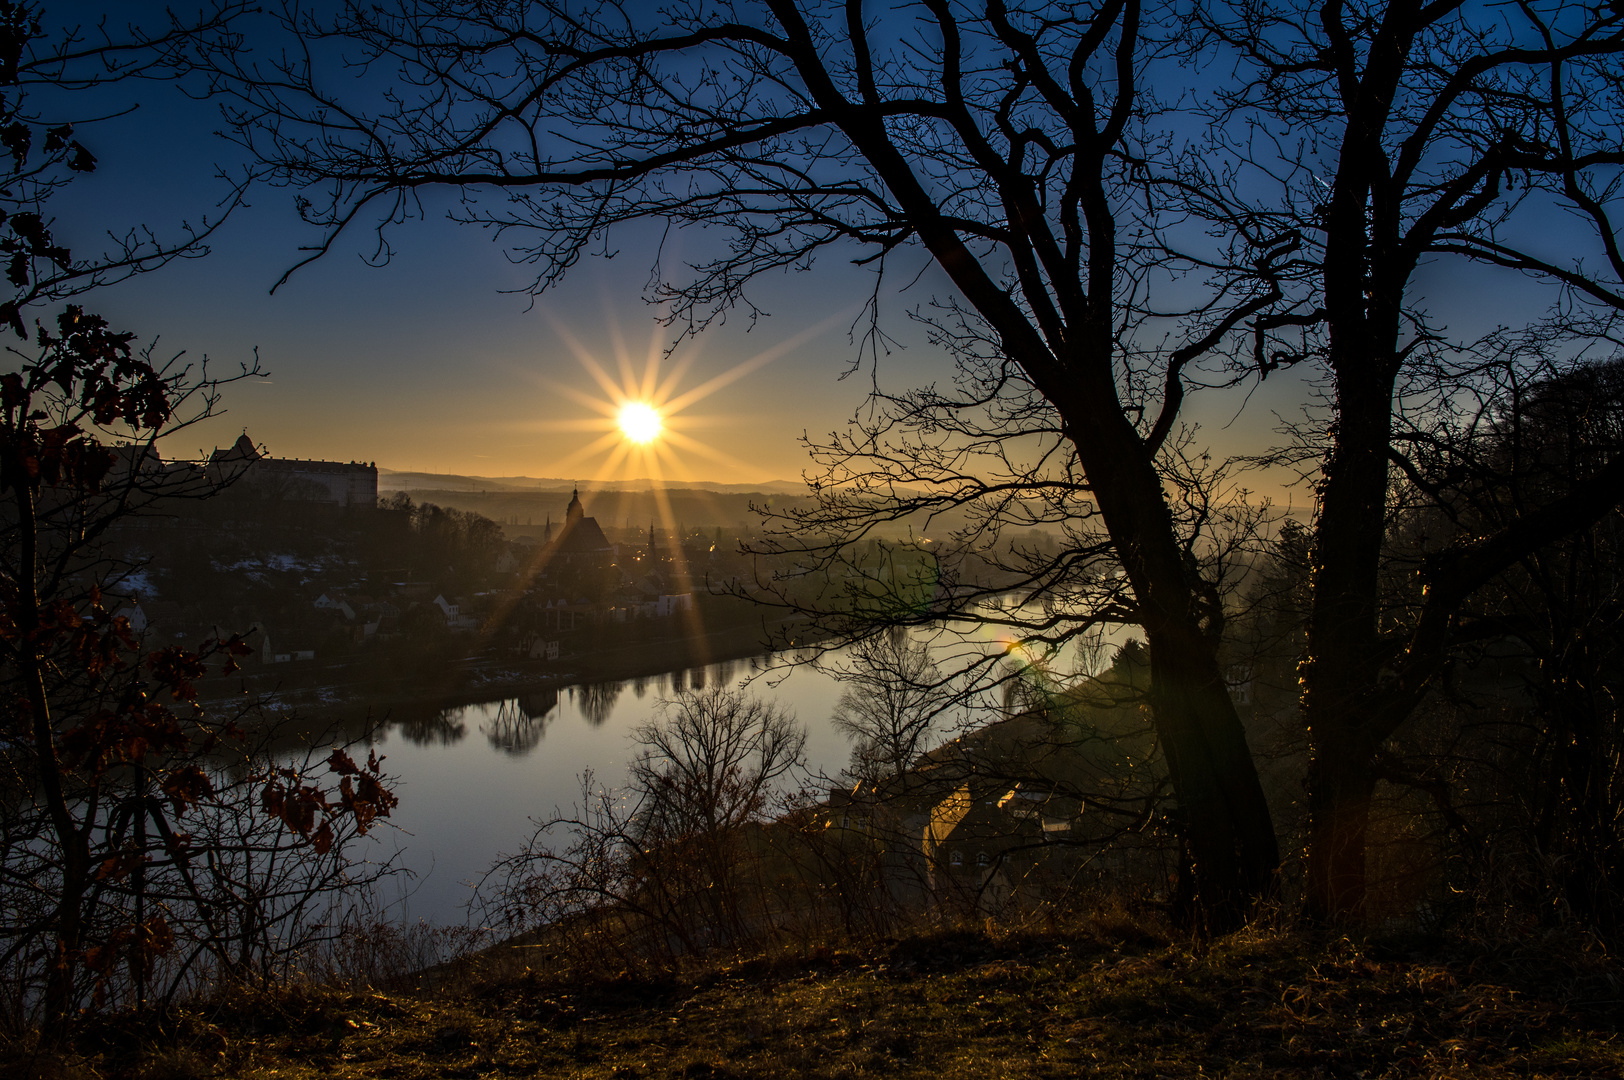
[832, 629, 952, 782]
[0, 3, 397, 1025]
[0, 0, 245, 332]
[211, 0, 1624, 929]
[1192, 0, 1624, 921]
[0, 309, 396, 1025]
[210, 0, 1284, 931]
[477, 688, 804, 962]
[1377, 358, 1624, 928]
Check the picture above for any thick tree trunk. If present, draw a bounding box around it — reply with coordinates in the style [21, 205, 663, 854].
[1302, 121, 1407, 918]
[1304, 730, 1378, 923]
[1147, 623, 1281, 930]
[1301, 374, 1392, 923]
[1299, 332, 1403, 922]
[1070, 392, 1281, 931]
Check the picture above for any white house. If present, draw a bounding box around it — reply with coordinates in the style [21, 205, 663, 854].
[113, 601, 148, 634]
[314, 592, 357, 620]
[656, 593, 693, 617]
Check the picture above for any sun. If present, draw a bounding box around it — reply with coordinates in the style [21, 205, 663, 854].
[617, 401, 662, 444]
[530, 309, 846, 485]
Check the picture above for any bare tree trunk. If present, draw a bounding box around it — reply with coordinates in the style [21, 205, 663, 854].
[1071, 393, 1280, 929]
[1147, 625, 1281, 929]
[1304, 731, 1378, 924]
[15, 482, 92, 1022]
[1302, 377, 1393, 922]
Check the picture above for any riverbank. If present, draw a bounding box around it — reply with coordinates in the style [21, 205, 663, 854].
[198, 605, 830, 721]
[18, 920, 1622, 1079]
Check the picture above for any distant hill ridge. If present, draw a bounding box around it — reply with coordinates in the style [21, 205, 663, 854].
[377, 470, 809, 496]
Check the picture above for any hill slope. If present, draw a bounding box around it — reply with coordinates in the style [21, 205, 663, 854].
[31, 925, 1624, 1079]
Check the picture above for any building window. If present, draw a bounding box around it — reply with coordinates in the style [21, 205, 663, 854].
[950, 850, 962, 867]
[976, 851, 990, 868]
[840, 814, 849, 829]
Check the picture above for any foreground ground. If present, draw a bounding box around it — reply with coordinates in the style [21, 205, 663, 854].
[15, 922, 1624, 1079]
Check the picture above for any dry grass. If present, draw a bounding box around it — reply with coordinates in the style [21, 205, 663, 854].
[7, 919, 1622, 1079]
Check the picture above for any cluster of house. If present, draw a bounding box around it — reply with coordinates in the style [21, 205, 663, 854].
[111, 465, 706, 666]
[317, 588, 477, 635]
[102, 421, 729, 667]
[114, 584, 478, 666]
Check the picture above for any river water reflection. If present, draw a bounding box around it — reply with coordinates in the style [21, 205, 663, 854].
[349, 599, 1120, 924]
[360, 652, 856, 924]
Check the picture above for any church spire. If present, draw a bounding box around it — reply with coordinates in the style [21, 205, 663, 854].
[566, 483, 584, 524]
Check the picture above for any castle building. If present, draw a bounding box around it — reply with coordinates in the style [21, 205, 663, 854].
[207, 434, 378, 508]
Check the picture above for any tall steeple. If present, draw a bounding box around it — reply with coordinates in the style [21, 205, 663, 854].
[566, 483, 584, 524]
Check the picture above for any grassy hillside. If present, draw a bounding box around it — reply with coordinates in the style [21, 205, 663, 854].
[15, 919, 1621, 1079]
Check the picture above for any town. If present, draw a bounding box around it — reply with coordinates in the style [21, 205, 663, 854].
[108, 434, 785, 700]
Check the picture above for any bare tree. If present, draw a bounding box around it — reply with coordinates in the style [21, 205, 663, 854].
[0, 307, 399, 1026]
[0, 3, 385, 1025]
[0, 1, 248, 333]
[632, 686, 806, 840]
[210, 0, 1287, 930]
[1193, 0, 1624, 921]
[1374, 358, 1624, 928]
[832, 628, 952, 782]
[478, 687, 804, 962]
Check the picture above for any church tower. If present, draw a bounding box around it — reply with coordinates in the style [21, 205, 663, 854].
[566, 484, 585, 524]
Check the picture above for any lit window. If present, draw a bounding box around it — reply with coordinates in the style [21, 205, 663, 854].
[976, 851, 990, 868]
[950, 850, 962, 866]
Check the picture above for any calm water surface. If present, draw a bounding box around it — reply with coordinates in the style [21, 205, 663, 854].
[358, 653, 855, 924]
[344, 604, 1113, 924]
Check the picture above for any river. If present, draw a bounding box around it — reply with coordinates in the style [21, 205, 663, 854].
[340, 606, 1122, 926]
[353, 650, 861, 925]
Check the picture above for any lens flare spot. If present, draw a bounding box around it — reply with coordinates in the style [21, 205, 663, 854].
[618, 402, 662, 444]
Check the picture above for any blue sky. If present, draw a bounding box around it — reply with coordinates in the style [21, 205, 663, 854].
[33, 1, 1595, 498]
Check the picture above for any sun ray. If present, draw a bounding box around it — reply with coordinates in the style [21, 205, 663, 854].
[545, 318, 609, 376]
[644, 469, 711, 651]
[641, 324, 665, 401]
[551, 429, 626, 471]
[578, 353, 627, 406]
[606, 312, 633, 382]
[546, 379, 623, 417]
[523, 417, 621, 433]
[653, 346, 703, 406]
[661, 310, 852, 414]
[537, 308, 855, 491]
[588, 443, 633, 487]
[649, 412, 745, 429]
[660, 428, 760, 475]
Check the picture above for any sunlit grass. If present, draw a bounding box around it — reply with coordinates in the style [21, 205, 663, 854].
[30, 922, 1623, 1079]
